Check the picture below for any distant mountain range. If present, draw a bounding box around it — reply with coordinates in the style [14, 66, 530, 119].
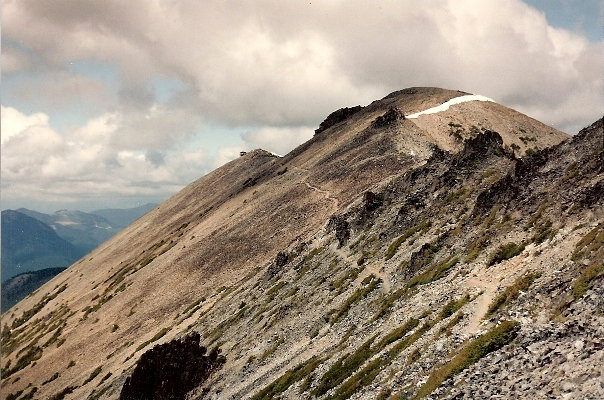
[1, 203, 156, 311]
[1, 210, 84, 282]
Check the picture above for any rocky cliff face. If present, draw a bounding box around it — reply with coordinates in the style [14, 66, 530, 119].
[1, 88, 601, 400]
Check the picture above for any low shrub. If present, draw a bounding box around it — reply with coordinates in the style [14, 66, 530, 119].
[414, 320, 519, 399]
[488, 242, 526, 266]
[485, 272, 541, 318]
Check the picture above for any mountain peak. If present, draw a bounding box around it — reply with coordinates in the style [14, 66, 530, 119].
[2, 91, 601, 400]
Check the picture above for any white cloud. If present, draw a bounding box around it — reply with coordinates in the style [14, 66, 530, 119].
[1, 0, 603, 208]
[1, 106, 210, 205]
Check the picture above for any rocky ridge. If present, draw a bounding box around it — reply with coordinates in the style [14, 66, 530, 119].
[0, 88, 601, 400]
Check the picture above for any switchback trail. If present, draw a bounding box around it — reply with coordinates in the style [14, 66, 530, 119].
[292, 165, 340, 211]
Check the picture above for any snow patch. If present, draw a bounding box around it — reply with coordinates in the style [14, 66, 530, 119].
[406, 94, 494, 119]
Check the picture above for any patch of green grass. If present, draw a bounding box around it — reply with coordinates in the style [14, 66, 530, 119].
[11, 284, 68, 329]
[414, 320, 519, 399]
[6, 391, 24, 400]
[485, 272, 541, 318]
[328, 321, 432, 400]
[443, 188, 468, 205]
[531, 219, 556, 244]
[49, 386, 76, 400]
[385, 222, 432, 260]
[464, 236, 489, 263]
[251, 356, 325, 399]
[260, 337, 285, 361]
[43, 372, 60, 385]
[377, 318, 420, 350]
[83, 365, 102, 385]
[3, 346, 43, 377]
[439, 294, 470, 319]
[265, 281, 286, 303]
[314, 336, 377, 397]
[488, 242, 526, 266]
[18, 387, 37, 400]
[481, 205, 500, 230]
[329, 267, 363, 295]
[373, 287, 408, 321]
[573, 259, 604, 299]
[406, 256, 459, 288]
[525, 204, 547, 230]
[572, 224, 604, 262]
[98, 372, 112, 385]
[135, 327, 171, 352]
[330, 275, 381, 324]
[436, 312, 465, 339]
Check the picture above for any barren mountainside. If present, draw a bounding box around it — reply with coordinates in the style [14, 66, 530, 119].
[1, 88, 602, 400]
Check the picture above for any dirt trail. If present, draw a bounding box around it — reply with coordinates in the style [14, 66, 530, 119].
[292, 165, 339, 211]
[464, 256, 527, 333]
[464, 277, 497, 333]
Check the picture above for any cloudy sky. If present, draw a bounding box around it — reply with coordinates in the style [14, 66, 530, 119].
[2, 0, 602, 213]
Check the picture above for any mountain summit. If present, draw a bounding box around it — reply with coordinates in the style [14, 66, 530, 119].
[1, 88, 602, 400]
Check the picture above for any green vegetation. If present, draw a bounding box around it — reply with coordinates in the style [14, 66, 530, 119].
[6, 391, 24, 400]
[443, 188, 468, 205]
[572, 224, 604, 262]
[573, 261, 604, 299]
[525, 204, 547, 230]
[406, 256, 459, 288]
[376, 318, 420, 350]
[260, 337, 285, 361]
[99, 372, 112, 385]
[465, 237, 488, 262]
[519, 136, 537, 144]
[531, 219, 556, 244]
[3, 346, 42, 377]
[49, 386, 76, 400]
[329, 267, 363, 295]
[251, 356, 325, 400]
[328, 322, 431, 400]
[314, 336, 377, 397]
[330, 275, 381, 324]
[265, 281, 286, 303]
[83, 365, 103, 384]
[373, 287, 408, 321]
[88, 385, 111, 400]
[436, 312, 465, 338]
[42, 372, 60, 385]
[11, 284, 67, 329]
[481, 205, 500, 230]
[488, 242, 526, 266]
[135, 327, 171, 352]
[439, 294, 470, 319]
[414, 320, 519, 399]
[385, 222, 432, 260]
[17, 387, 37, 400]
[486, 272, 541, 318]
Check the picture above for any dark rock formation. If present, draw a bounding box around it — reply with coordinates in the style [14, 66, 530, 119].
[315, 106, 363, 135]
[267, 251, 289, 278]
[328, 215, 351, 248]
[120, 333, 224, 400]
[371, 107, 405, 129]
[362, 191, 383, 214]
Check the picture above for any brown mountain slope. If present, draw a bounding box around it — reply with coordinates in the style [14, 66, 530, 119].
[2, 89, 599, 400]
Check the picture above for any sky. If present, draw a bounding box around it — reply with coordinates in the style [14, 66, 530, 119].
[1, 0, 603, 213]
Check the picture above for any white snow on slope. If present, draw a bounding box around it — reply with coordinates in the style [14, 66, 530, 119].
[406, 94, 494, 119]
